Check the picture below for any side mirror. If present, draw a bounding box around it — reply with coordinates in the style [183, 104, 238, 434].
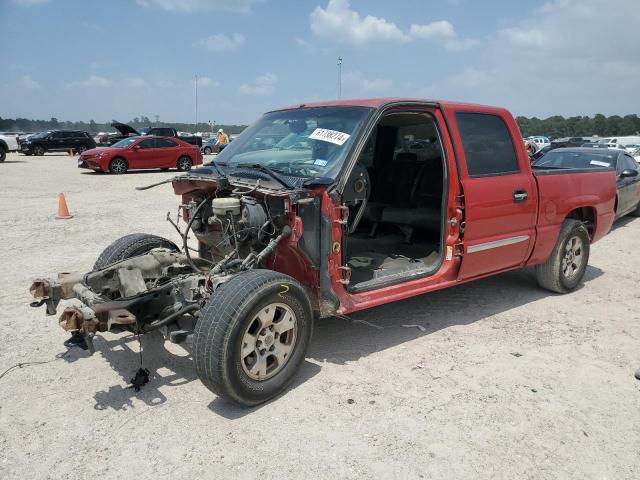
[133, 145, 140, 150]
[620, 169, 638, 178]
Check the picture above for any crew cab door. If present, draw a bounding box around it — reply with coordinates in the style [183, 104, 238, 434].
[451, 110, 538, 279]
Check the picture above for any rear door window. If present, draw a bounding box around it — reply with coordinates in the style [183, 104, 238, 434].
[156, 139, 177, 148]
[455, 113, 519, 177]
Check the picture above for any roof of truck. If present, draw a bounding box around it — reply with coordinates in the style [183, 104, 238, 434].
[273, 97, 504, 112]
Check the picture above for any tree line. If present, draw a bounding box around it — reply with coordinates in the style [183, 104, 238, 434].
[0, 116, 247, 135]
[516, 114, 640, 139]
[2, 113, 640, 139]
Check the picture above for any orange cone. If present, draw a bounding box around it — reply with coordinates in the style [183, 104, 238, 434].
[55, 193, 73, 219]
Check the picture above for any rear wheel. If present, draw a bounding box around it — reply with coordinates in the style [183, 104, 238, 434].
[536, 219, 590, 293]
[93, 233, 179, 270]
[177, 156, 192, 171]
[33, 145, 45, 156]
[109, 157, 128, 174]
[203, 146, 212, 155]
[76, 145, 87, 154]
[194, 269, 313, 406]
[0, 147, 5, 162]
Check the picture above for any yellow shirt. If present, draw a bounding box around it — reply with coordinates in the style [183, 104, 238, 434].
[217, 133, 229, 145]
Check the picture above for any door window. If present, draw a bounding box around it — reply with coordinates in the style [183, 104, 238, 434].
[455, 113, 519, 177]
[50, 132, 65, 140]
[138, 139, 156, 149]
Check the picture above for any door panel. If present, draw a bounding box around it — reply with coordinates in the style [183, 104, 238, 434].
[452, 110, 537, 279]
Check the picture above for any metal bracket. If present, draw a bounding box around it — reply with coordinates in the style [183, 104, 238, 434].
[337, 266, 351, 285]
[334, 205, 349, 225]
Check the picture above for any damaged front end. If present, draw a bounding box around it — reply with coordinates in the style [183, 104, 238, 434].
[29, 172, 306, 354]
[30, 249, 208, 352]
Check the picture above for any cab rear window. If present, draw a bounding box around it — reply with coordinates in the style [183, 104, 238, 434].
[456, 113, 519, 177]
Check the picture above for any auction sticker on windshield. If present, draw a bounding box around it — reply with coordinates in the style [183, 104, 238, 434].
[308, 128, 351, 146]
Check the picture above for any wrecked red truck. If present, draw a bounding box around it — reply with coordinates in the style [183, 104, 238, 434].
[30, 98, 617, 406]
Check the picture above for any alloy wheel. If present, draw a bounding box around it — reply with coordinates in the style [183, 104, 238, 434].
[240, 302, 298, 381]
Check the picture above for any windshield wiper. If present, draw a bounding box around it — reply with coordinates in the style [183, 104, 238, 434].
[235, 163, 292, 189]
[206, 159, 227, 177]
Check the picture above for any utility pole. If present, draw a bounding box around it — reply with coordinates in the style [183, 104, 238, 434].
[337, 57, 343, 99]
[194, 75, 198, 133]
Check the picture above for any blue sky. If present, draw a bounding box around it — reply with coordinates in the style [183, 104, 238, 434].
[1, 0, 639, 124]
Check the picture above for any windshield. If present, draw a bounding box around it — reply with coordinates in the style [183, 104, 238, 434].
[213, 106, 372, 180]
[112, 138, 138, 148]
[534, 150, 617, 169]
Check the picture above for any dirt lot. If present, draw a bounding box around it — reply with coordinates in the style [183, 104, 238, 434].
[0, 152, 639, 479]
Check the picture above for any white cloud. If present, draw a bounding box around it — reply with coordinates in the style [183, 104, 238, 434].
[311, 0, 408, 44]
[10, 0, 50, 5]
[499, 27, 548, 47]
[343, 71, 392, 93]
[310, 0, 477, 50]
[238, 73, 278, 96]
[197, 76, 220, 88]
[193, 33, 245, 52]
[156, 80, 175, 88]
[124, 77, 146, 88]
[135, 0, 256, 12]
[19, 75, 41, 90]
[67, 75, 113, 88]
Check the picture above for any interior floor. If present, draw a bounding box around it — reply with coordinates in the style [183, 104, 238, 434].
[347, 228, 440, 289]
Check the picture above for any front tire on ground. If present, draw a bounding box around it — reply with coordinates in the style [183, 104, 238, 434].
[93, 233, 179, 270]
[535, 219, 590, 293]
[33, 145, 45, 156]
[109, 157, 128, 174]
[203, 146, 212, 155]
[194, 269, 314, 406]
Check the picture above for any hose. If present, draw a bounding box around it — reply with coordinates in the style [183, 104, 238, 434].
[143, 304, 199, 332]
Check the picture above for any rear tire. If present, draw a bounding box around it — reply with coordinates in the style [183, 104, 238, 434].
[194, 269, 314, 406]
[177, 156, 192, 171]
[109, 157, 128, 174]
[33, 145, 45, 156]
[203, 146, 212, 155]
[76, 145, 87, 154]
[93, 233, 179, 270]
[535, 219, 590, 293]
[0, 147, 5, 162]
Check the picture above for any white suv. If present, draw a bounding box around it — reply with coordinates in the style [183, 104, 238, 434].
[0, 132, 20, 162]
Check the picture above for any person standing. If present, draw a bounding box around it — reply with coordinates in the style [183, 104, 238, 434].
[215, 128, 229, 151]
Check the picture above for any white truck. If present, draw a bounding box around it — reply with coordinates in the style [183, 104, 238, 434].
[0, 132, 20, 162]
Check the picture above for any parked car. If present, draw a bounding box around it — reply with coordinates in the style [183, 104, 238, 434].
[581, 142, 617, 149]
[201, 137, 220, 155]
[146, 127, 203, 147]
[30, 98, 616, 406]
[19, 130, 96, 155]
[633, 147, 640, 163]
[0, 132, 20, 162]
[598, 136, 640, 147]
[527, 136, 550, 148]
[77, 136, 202, 174]
[550, 136, 591, 149]
[104, 122, 141, 146]
[534, 147, 640, 219]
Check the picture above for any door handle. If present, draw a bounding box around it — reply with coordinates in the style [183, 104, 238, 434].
[513, 189, 528, 202]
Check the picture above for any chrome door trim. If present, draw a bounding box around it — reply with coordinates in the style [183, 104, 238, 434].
[467, 235, 530, 253]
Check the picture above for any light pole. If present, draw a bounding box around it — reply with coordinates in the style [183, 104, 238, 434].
[194, 74, 198, 133]
[337, 57, 343, 99]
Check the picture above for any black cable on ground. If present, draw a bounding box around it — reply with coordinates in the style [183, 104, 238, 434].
[0, 349, 71, 382]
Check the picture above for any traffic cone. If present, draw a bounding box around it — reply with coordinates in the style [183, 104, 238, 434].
[55, 193, 73, 219]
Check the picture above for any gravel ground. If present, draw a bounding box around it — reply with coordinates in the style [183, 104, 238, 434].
[0, 152, 639, 479]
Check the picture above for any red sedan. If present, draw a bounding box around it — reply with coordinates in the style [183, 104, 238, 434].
[78, 136, 203, 174]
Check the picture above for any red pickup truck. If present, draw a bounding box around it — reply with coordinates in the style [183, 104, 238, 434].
[30, 98, 616, 406]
